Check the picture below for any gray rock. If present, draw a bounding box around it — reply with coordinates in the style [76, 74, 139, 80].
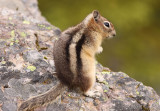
[23, 50, 43, 64]
[2, 100, 17, 111]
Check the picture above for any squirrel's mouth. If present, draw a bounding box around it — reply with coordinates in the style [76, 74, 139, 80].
[107, 35, 113, 39]
[107, 31, 116, 38]
[107, 34, 116, 39]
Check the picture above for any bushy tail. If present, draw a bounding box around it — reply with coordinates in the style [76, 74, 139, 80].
[18, 83, 65, 111]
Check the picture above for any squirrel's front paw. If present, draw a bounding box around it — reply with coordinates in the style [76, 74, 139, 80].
[97, 47, 103, 54]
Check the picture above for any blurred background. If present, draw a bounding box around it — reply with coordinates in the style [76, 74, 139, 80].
[38, 0, 160, 95]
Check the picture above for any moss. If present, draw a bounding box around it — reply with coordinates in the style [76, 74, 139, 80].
[38, 24, 46, 28]
[44, 56, 48, 60]
[123, 73, 128, 77]
[103, 97, 107, 101]
[102, 81, 109, 86]
[55, 37, 59, 40]
[104, 90, 108, 93]
[46, 27, 51, 30]
[136, 91, 140, 95]
[23, 20, 30, 24]
[1, 61, 6, 64]
[9, 37, 14, 41]
[10, 42, 14, 46]
[101, 71, 110, 75]
[8, 17, 12, 20]
[27, 65, 36, 71]
[20, 32, 27, 37]
[15, 39, 19, 43]
[10, 30, 15, 38]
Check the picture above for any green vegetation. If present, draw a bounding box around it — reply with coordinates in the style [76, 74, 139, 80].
[27, 65, 36, 71]
[38, 0, 160, 94]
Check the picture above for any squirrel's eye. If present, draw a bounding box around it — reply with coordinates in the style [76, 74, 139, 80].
[104, 22, 110, 28]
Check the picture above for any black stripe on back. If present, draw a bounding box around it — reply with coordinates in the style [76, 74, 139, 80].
[76, 34, 86, 72]
[65, 29, 79, 62]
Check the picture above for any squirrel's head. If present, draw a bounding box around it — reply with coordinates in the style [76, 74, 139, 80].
[84, 10, 116, 39]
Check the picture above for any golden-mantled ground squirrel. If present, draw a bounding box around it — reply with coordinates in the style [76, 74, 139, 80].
[18, 10, 116, 111]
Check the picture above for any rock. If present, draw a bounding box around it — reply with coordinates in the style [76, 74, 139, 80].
[2, 100, 17, 111]
[23, 50, 43, 64]
[0, 0, 160, 111]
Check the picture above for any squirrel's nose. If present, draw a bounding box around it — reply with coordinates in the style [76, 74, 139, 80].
[112, 33, 116, 37]
[112, 31, 116, 37]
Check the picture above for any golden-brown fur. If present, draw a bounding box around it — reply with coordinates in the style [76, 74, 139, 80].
[54, 10, 116, 94]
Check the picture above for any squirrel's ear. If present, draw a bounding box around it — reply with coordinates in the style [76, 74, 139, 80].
[93, 10, 100, 21]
